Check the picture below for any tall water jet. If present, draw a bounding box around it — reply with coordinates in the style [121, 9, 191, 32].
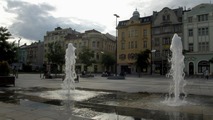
[61, 43, 77, 119]
[164, 33, 187, 106]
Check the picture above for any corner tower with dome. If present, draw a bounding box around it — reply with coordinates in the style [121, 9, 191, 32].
[116, 9, 152, 74]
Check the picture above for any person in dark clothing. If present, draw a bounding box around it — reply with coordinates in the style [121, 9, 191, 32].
[13, 66, 17, 78]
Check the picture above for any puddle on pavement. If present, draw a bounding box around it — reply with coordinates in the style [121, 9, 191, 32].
[0, 87, 212, 119]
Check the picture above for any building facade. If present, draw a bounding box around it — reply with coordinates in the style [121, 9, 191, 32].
[183, 3, 213, 75]
[43, 27, 80, 63]
[117, 9, 152, 74]
[25, 41, 44, 70]
[19, 44, 28, 65]
[65, 29, 116, 73]
[152, 7, 183, 75]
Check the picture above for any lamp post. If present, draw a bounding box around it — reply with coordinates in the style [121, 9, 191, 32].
[114, 14, 119, 75]
[17, 37, 22, 78]
[151, 49, 156, 75]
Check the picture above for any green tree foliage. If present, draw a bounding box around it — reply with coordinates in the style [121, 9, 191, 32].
[46, 41, 65, 72]
[182, 49, 190, 55]
[0, 27, 17, 63]
[101, 53, 115, 71]
[78, 47, 95, 71]
[0, 61, 10, 76]
[135, 49, 151, 76]
[209, 57, 213, 63]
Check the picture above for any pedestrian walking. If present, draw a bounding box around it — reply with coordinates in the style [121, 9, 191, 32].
[204, 69, 209, 80]
[13, 66, 17, 78]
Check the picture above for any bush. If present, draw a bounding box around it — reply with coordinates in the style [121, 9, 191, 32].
[0, 61, 10, 76]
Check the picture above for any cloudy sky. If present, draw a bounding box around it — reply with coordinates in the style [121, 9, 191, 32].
[0, 0, 211, 45]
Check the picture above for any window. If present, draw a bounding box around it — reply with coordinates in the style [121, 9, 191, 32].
[155, 38, 160, 46]
[96, 53, 99, 60]
[92, 41, 95, 47]
[119, 54, 126, 60]
[155, 50, 160, 57]
[188, 29, 193, 36]
[97, 41, 100, 48]
[167, 15, 170, 21]
[162, 15, 166, 21]
[131, 30, 134, 37]
[198, 27, 208, 36]
[188, 43, 193, 52]
[205, 28, 209, 35]
[143, 29, 147, 36]
[198, 43, 201, 51]
[188, 17, 192, 23]
[135, 30, 138, 36]
[129, 29, 138, 37]
[198, 61, 210, 73]
[128, 31, 130, 37]
[162, 37, 170, 45]
[131, 41, 134, 49]
[162, 49, 169, 56]
[143, 41, 147, 48]
[128, 42, 130, 49]
[197, 14, 208, 22]
[206, 42, 209, 51]
[121, 42, 125, 50]
[122, 32, 125, 40]
[198, 42, 209, 52]
[135, 41, 137, 48]
[162, 14, 170, 21]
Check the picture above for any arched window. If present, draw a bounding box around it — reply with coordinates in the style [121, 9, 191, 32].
[198, 61, 210, 73]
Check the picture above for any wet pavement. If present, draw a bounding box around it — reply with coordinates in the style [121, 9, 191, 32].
[0, 74, 213, 120]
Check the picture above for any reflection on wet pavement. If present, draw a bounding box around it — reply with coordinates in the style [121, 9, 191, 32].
[0, 87, 212, 120]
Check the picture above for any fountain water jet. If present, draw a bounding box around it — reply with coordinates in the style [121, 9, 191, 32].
[61, 43, 77, 119]
[163, 33, 187, 106]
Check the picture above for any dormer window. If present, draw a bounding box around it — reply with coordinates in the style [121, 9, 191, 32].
[163, 15, 166, 21]
[162, 14, 170, 21]
[167, 15, 170, 20]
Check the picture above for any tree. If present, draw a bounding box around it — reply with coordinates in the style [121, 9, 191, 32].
[209, 57, 213, 63]
[135, 49, 151, 77]
[78, 47, 95, 71]
[0, 27, 17, 63]
[182, 49, 190, 55]
[46, 41, 65, 73]
[101, 53, 116, 72]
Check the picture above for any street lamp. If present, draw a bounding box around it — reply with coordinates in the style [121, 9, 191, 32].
[17, 37, 22, 78]
[114, 14, 119, 75]
[151, 49, 156, 75]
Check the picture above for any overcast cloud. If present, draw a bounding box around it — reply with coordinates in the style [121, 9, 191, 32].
[0, 0, 211, 44]
[130, 0, 211, 16]
[3, 0, 105, 41]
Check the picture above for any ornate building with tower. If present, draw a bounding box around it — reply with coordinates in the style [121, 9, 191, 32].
[117, 9, 152, 74]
